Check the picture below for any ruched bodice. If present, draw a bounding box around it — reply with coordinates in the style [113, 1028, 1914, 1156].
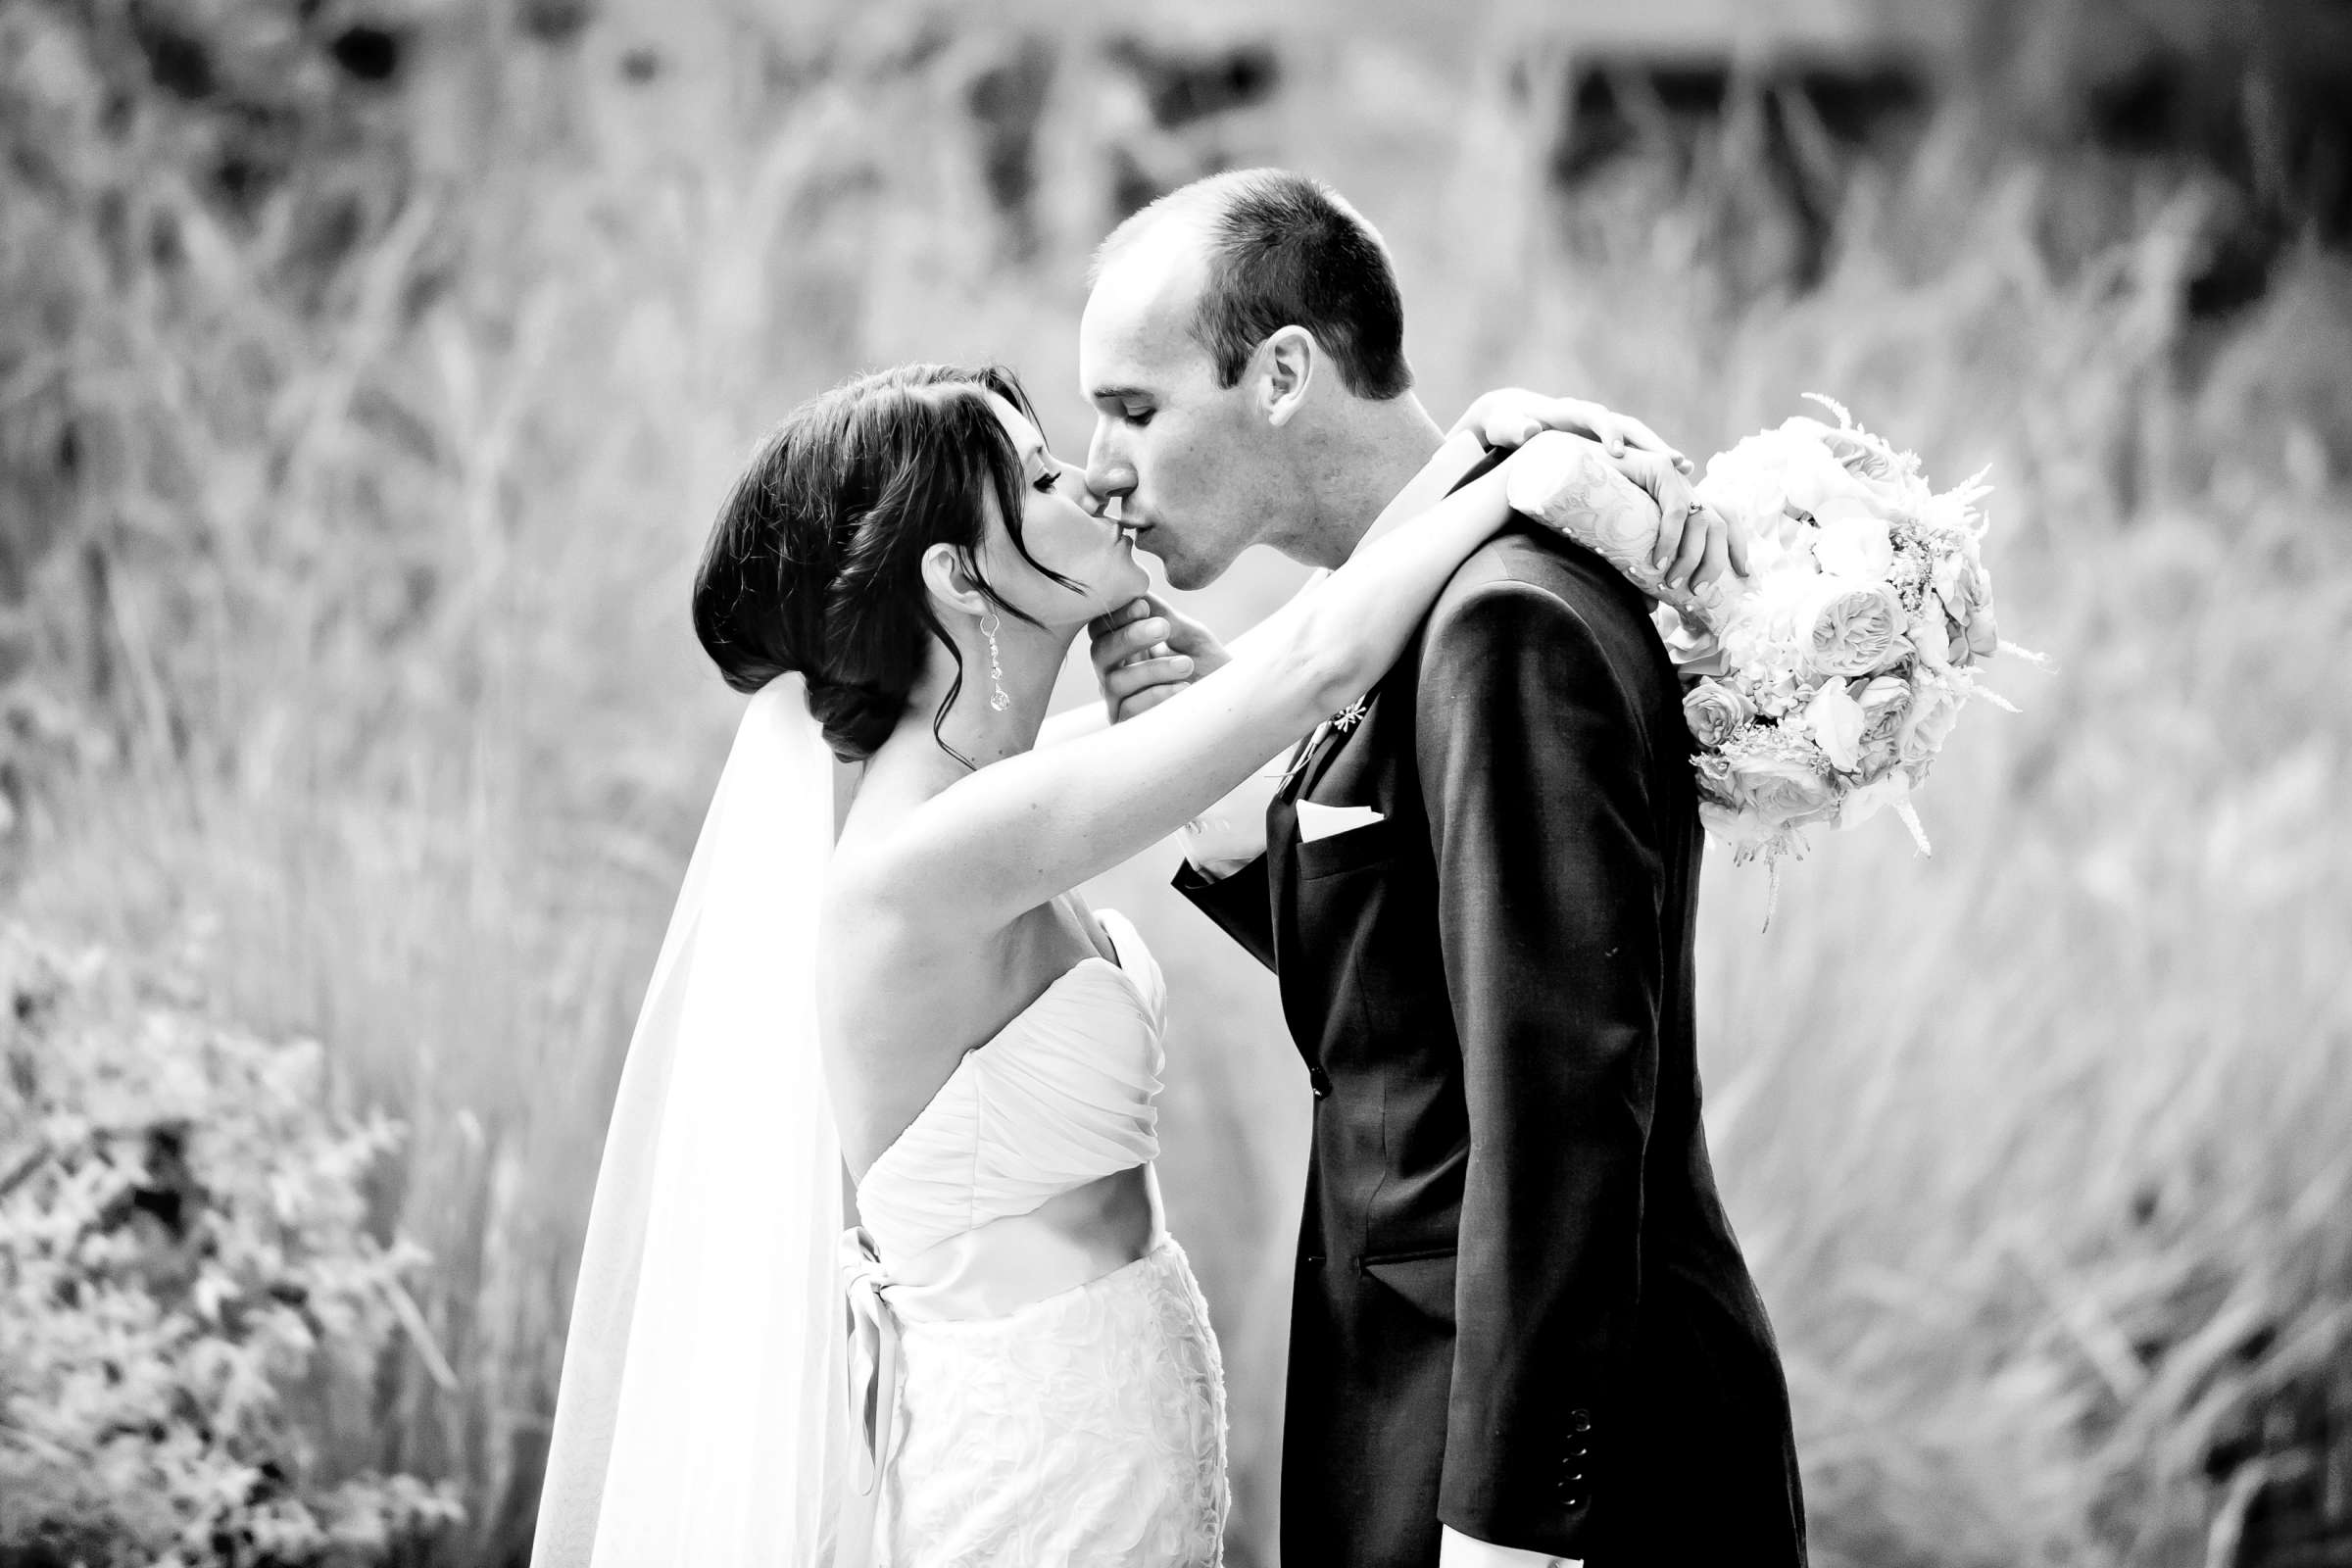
[855, 909, 1168, 1263]
[832, 910, 1224, 1566]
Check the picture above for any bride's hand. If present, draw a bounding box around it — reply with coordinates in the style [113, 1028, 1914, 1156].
[1504, 431, 1749, 599]
[1605, 443, 1749, 594]
[1450, 387, 1693, 475]
[1453, 389, 1741, 592]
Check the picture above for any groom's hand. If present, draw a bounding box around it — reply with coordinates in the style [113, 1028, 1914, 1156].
[1087, 595, 1231, 722]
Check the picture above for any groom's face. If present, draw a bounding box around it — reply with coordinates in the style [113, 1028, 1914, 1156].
[1079, 233, 1289, 591]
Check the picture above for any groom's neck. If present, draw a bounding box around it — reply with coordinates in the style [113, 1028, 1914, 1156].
[1297, 391, 1448, 569]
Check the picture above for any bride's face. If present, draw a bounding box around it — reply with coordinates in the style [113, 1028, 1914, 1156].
[976, 393, 1151, 628]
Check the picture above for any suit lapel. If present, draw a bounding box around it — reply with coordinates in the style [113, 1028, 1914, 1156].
[1265, 775, 1305, 1065]
[1284, 716, 1348, 804]
[1272, 432, 1503, 819]
[1261, 432, 1504, 1061]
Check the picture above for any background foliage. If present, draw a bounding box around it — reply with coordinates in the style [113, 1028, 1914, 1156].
[2, 0, 2347, 1563]
[0, 925, 461, 1565]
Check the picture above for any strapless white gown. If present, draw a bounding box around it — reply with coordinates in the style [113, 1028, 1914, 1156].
[842, 911, 1228, 1567]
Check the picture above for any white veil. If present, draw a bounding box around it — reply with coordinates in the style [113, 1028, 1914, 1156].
[532, 675, 850, 1566]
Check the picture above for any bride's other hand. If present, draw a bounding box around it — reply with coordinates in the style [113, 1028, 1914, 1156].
[1505, 432, 1749, 597]
[1454, 389, 1744, 589]
[1605, 444, 1750, 594]
[1450, 387, 1694, 475]
[1088, 594, 1231, 722]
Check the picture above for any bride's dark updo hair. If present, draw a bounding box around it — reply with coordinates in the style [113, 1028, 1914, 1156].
[693, 364, 1073, 762]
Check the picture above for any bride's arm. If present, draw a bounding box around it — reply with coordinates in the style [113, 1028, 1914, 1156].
[1082, 398, 1739, 729]
[844, 451, 1535, 932]
[1036, 701, 1111, 750]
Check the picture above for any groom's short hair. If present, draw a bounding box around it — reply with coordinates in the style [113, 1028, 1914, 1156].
[1094, 169, 1413, 401]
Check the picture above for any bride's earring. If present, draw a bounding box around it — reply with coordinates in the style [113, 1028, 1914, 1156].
[980, 610, 1010, 711]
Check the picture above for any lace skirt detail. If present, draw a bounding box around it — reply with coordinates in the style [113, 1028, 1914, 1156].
[879, 1236, 1228, 1567]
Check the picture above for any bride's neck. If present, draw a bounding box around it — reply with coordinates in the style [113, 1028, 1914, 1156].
[894, 612, 1077, 770]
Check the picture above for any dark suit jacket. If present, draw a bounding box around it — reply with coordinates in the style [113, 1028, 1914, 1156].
[1178, 514, 1806, 1567]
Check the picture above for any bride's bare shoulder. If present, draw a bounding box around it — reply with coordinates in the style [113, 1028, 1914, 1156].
[820, 784, 1009, 1006]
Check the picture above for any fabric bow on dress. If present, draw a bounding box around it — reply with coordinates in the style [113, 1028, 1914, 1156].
[838, 1226, 903, 1567]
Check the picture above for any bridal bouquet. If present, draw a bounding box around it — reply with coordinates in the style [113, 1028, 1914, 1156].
[1507, 398, 2034, 893]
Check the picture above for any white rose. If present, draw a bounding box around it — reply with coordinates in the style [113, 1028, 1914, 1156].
[1696, 434, 1810, 551]
[1797, 576, 1911, 679]
[1723, 750, 1840, 831]
[1683, 680, 1754, 749]
[1853, 674, 1914, 775]
[1812, 515, 1897, 582]
[1804, 680, 1867, 772]
[1780, 434, 1881, 517]
[1896, 684, 1963, 765]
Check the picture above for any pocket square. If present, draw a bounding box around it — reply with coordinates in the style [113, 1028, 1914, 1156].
[1296, 801, 1385, 843]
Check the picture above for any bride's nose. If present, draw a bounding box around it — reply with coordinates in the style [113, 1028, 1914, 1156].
[1072, 473, 1113, 519]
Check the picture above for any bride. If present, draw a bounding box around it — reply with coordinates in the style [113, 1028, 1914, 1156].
[529, 363, 1718, 1566]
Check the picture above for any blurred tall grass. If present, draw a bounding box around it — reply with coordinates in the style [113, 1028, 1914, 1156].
[4, 3, 2348, 1565]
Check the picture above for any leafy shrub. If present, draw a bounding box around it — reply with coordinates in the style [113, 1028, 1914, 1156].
[0, 926, 460, 1567]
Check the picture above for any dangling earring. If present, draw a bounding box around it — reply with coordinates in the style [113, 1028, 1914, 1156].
[981, 610, 1010, 711]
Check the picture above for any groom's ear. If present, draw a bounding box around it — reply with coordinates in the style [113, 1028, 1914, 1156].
[1254, 325, 1316, 430]
[920, 542, 991, 618]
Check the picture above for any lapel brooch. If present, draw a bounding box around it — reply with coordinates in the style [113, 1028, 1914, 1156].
[1281, 694, 1371, 787]
[1279, 691, 1373, 785]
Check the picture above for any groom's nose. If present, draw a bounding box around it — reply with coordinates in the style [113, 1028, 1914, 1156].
[1085, 429, 1137, 509]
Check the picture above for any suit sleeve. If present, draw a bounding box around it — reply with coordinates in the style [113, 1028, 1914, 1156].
[1172, 849, 1276, 972]
[1417, 578, 1667, 1556]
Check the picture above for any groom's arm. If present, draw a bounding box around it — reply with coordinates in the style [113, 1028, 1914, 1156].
[1171, 845, 1277, 972]
[1169, 763, 1281, 971]
[1416, 572, 1666, 1559]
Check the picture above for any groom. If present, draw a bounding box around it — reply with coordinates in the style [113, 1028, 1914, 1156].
[1080, 170, 1806, 1567]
